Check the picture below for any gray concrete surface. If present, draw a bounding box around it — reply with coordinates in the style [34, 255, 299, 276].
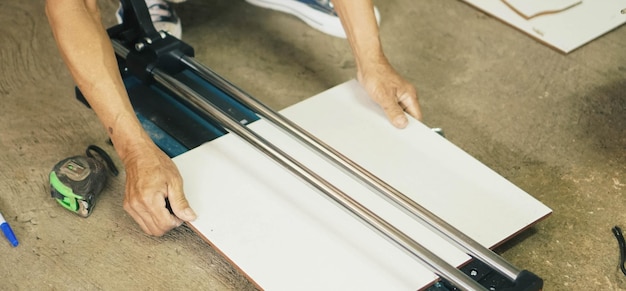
[0, 0, 624, 290]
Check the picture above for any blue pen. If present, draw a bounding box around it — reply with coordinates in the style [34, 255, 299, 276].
[0, 212, 18, 247]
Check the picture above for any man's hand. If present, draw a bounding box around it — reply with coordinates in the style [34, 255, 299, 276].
[358, 57, 423, 129]
[330, 0, 423, 128]
[121, 142, 197, 236]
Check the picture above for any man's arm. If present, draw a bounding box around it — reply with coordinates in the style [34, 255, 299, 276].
[45, 0, 196, 236]
[332, 0, 423, 128]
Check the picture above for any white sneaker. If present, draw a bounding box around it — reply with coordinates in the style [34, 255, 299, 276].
[116, 0, 182, 39]
[246, 0, 381, 38]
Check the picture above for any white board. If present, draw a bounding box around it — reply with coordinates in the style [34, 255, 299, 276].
[174, 80, 552, 290]
[460, 0, 626, 53]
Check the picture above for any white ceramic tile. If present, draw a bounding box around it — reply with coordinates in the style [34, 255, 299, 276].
[174, 80, 552, 290]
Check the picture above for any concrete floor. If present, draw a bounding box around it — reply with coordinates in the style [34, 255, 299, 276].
[0, 0, 624, 290]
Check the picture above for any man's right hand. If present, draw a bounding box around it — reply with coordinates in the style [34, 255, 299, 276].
[357, 56, 422, 129]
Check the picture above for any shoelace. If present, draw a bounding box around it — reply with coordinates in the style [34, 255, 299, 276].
[145, 0, 176, 22]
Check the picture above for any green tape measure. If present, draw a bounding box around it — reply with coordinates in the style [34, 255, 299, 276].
[50, 145, 118, 217]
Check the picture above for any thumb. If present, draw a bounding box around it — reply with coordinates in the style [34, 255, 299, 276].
[398, 92, 423, 122]
[378, 96, 409, 129]
[167, 182, 197, 222]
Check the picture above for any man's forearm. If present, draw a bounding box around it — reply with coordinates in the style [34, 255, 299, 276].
[46, 0, 149, 160]
[331, 0, 385, 73]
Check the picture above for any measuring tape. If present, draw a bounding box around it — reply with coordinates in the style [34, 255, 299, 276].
[49, 145, 118, 217]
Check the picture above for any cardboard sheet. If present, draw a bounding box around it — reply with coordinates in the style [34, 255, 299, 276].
[461, 0, 626, 53]
[173, 80, 552, 290]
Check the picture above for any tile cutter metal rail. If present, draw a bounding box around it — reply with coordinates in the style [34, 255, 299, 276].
[77, 0, 544, 289]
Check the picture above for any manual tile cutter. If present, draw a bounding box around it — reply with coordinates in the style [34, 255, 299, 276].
[73, 0, 545, 289]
